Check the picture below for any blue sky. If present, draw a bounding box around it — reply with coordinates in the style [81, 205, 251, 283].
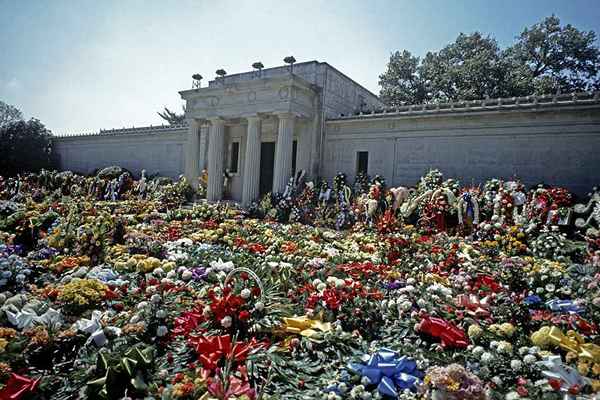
[1, 0, 599, 134]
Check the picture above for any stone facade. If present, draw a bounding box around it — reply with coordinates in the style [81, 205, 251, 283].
[53, 61, 600, 199]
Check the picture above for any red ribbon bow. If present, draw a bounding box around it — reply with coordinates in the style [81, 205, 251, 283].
[0, 374, 40, 400]
[189, 335, 266, 370]
[416, 315, 469, 348]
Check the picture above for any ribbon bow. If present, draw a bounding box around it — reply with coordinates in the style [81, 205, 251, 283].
[416, 315, 469, 348]
[75, 310, 111, 346]
[0, 373, 40, 400]
[189, 335, 266, 370]
[5, 307, 62, 330]
[455, 294, 491, 318]
[87, 345, 154, 399]
[282, 316, 332, 339]
[537, 355, 590, 395]
[531, 326, 600, 363]
[546, 299, 585, 315]
[346, 349, 423, 398]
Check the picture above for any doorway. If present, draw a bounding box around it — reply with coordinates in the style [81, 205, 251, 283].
[259, 142, 275, 195]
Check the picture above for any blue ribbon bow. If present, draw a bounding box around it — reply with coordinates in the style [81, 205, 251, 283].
[347, 348, 423, 398]
[546, 299, 585, 314]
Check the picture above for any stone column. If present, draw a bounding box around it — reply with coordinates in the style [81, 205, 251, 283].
[198, 124, 209, 171]
[272, 112, 295, 194]
[185, 119, 201, 188]
[206, 117, 225, 202]
[241, 115, 262, 205]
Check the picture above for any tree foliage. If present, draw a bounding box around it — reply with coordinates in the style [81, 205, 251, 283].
[379, 16, 600, 107]
[157, 106, 186, 125]
[0, 100, 24, 127]
[0, 118, 56, 176]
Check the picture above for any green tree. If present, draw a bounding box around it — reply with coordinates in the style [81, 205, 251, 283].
[379, 50, 428, 107]
[0, 100, 23, 127]
[157, 106, 186, 125]
[379, 16, 600, 106]
[506, 15, 600, 94]
[0, 118, 56, 176]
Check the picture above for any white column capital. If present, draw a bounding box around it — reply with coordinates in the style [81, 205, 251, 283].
[274, 111, 297, 120]
[186, 118, 201, 128]
[208, 116, 226, 126]
[245, 114, 263, 124]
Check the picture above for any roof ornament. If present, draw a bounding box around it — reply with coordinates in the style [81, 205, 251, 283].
[215, 69, 227, 86]
[284, 56, 296, 74]
[192, 74, 203, 89]
[252, 62, 264, 78]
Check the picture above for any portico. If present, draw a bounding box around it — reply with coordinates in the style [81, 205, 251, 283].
[180, 73, 319, 204]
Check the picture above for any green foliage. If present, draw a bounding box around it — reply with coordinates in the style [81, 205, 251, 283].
[0, 100, 23, 127]
[157, 106, 186, 125]
[380, 16, 600, 106]
[0, 118, 56, 176]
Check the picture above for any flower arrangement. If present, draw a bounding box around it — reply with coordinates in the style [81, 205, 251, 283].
[0, 169, 599, 399]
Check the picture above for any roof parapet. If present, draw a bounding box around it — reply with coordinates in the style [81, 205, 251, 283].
[55, 122, 188, 139]
[331, 91, 600, 120]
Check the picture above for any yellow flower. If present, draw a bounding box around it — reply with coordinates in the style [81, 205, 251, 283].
[578, 361, 590, 376]
[58, 278, 108, 311]
[0, 338, 8, 353]
[447, 379, 460, 392]
[499, 322, 516, 337]
[468, 324, 483, 339]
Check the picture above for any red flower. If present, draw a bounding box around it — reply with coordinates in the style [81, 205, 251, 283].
[548, 378, 562, 391]
[568, 384, 581, 395]
[516, 386, 528, 397]
[239, 310, 250, 321]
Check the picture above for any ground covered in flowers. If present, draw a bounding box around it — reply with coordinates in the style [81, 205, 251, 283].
[0, 169, 599, 399]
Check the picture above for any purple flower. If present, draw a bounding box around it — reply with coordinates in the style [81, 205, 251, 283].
[191, 267, 208, 281]
[384, 280, 404, 290]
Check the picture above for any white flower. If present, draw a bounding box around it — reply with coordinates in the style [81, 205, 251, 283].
[181, 269, 193, 281]
[202, 305, 211, 317]
[240, 288, 252, 299]
[156, 309, 167, 319]
[220, 316, 232, 328]
[472, 346, 485, 357]
[523, 354, 537, 364]
[150, 294, 162, 304]
[210, 258, 234, 272]
[545, 283, 555, 292]
[518, 346, 529, 356]
[505, 391, 520, 400]
[510, 359, 523, 371]
[481, 352, 494, 364]
[492, 376, 503, 386]
[153, 268, 164, 277]
[156, 325, 168, 337]
[166, 270, 177, 279]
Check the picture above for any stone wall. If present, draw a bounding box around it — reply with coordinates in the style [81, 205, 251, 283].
[207, 61, 383, 118]
[53, 125, 187, 179]
[322, 96, 600, 196]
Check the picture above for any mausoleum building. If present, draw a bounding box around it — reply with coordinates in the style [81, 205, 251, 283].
[54, 60, 600, 200]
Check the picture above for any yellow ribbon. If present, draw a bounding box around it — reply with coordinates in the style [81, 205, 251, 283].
[531, 326, 600, 363]
[282, 316, 332, 338]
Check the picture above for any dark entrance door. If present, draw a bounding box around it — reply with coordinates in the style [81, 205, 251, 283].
[259, 142, 275, 195]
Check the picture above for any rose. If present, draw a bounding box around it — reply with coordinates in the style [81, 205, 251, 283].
[239, 311, 250, 321]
